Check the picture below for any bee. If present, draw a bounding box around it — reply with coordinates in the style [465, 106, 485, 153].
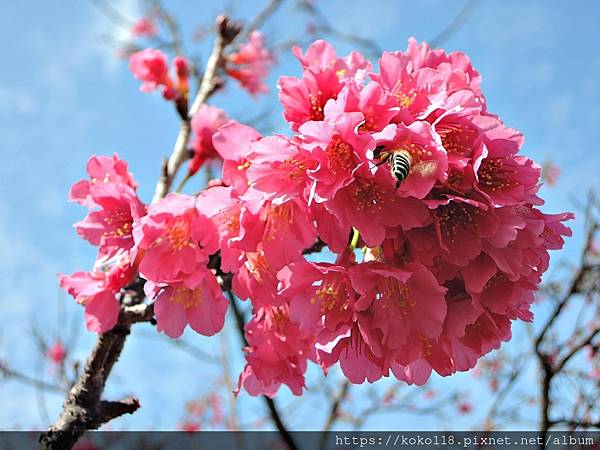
[373, 145, 438, 190]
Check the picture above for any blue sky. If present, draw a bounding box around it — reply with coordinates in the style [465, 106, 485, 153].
[0, 0, 598, 431]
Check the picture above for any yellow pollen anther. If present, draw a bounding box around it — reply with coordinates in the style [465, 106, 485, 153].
[171, 286, 203, 309]
[166, 219, 192, 252]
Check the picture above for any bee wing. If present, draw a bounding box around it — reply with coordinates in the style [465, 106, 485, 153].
[411, 160, 438, 177]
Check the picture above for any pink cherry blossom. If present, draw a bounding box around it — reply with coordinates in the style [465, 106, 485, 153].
[145, 270, 228, 338]
[47, 341, 67, 365]
[292, 40, 372, 83]
[279, 69, 343, 130]
[350, 262, 447, 354]
[133, 193, 218, 283]
[130, 17, 157, 38]
[245, 135, 317, 202]
[188, 105, 230, 176]
[69, 154, 146, 257]
[59, 250, 134, 333]
[212, 122, 262, 196]
[237, 303, 316, 397]
[298, 111, 373, 201]
[74, 182, 146, 257]
[129, 49, 190, 100]
[129, 49, 172, 93]
[226, 31, 274, 96]
[371, 120, 448, 199]
[278, 258, 355, 333]
[69, 154, 137, 208]
[325, 166, 430, 247]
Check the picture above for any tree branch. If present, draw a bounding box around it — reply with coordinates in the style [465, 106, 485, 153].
[318, 380, 350, 450]
[152, 15, 242, 203]
[228, 293, 298, 450]
[39, 305, 154, 450]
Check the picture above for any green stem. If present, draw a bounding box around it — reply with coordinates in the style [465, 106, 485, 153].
[175, 173, 191, 193]
[350, 227, 360, 249]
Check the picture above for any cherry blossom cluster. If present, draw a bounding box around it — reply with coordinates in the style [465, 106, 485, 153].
[60, 38, 573, 398]
[59, 155, 228, 337]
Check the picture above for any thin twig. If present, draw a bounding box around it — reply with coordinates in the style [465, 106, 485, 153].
[0, 360, 64, 393]
[318, 380, 350, 450]
[228, 293, 299, 450]
[429, 0, 481, 48]
[152, 15, 241, 203]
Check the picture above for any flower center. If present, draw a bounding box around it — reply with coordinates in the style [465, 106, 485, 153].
[309, 93, 324, 121]
[170, 286, 202, 309]
[103, 209, 133, 239]
[349, 178, 383, 212]
[378, 277, 414, 313]
[166, 218, 192, 251]
[264, 203, 294, 241]
[435, 202, 475, 243]
[326, 136, 355, 173]
[246, 252, 275, 283]
[437, 123, 478, 157]
[311, 279, 346, 313]
[396, 90, 416, 108]
[282, 157, 312, 184]
[478, 158, 520, 191]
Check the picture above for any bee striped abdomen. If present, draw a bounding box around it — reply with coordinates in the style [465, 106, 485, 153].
[391, 150, 412, 183]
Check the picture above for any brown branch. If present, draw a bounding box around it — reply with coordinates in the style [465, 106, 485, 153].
[228, 292, 298, 450]
[548, 418, 600, 429]
[535, 213, 596, 355]
[535, 199, 599, 448]
[318, 380, 350, 450]
[555, 326, 600, 373]
[39, 304, 154, 450]
[152, 15, 242, 203]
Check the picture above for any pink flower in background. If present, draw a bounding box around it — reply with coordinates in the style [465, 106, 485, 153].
[173, 56, 190, 96]
[542, 161, 561, 186]
[188, 105, 230, 176]
[179, 421, 200, 432]
[130, 17, 157, 38]
[129, 49, 190, 100]
[129, 48, 171, 93]
[133, 193, 218, 283]
[59, 250, 134, 333]
[226, 31, 274, 96]
[47, 341, 67, 365]
[457, 401, 474, 415]
[145, 270, 228, 338]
